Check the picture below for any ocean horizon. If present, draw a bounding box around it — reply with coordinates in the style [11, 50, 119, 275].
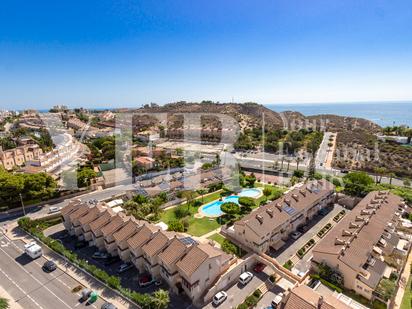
[266, 101, 412, 128]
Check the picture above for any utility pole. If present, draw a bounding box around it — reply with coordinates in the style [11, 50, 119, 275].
[19, 193, 26, 216]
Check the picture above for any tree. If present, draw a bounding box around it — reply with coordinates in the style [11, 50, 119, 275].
[285, 159, 291, 172]
[343, 171, 374, 197]
[238, 196, 255, 211]
[0, 297, 9, 309]
[403, 178, 411, 187]
[244, 174, 256, 188]
[388, 172, 396, 185]
[293, 170, 304, 178]
[263, 187, 272, 197]
[221, 239, 239, 256]
[196, 189, 208, 203]
[181, 190, 197, 211]
[151, 289, 170, 309]
[220, 202, 240, 219]
[374, 167, 387, 184]
[167, 220, 185, 232]
[296, 157, 302, 171]
[77, 167, 97, 188]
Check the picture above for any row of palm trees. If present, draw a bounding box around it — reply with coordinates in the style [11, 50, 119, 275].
[273, 156, 304, 172]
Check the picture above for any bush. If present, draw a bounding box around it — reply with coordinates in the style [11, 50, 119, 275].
[253, 289, 262, 298]
[245, 295, 259, 307]
[167, 220, 185, 232]
[221, 239, 239, 256]
[283, 260, 294, 270]
[293, 170, 304, 178]
[174, 205, 190, 218]
[237, 304, 248, 309]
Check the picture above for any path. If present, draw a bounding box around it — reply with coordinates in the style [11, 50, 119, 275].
[393, 249, 412, 309]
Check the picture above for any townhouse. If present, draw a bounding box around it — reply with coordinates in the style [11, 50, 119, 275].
[113, 217, 143, 261]
[176, 243, 232, 301]
[60, 202, 234, 303]
[0, 144, 43, 171]
[283, 285, 351, 309]
[312, 191, 406, 300]
[232, 180, 335, 253]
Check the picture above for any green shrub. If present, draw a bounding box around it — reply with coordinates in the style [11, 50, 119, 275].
[253, 289, 262, 298]
[245, 295, 259, 307]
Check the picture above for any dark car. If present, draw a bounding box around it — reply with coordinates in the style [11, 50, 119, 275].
[74, 240, 88, 249]
[104, 255, 121, 266]
[42, 260, 57, 272]
[101, 302, 117, 309]
[297, 225, 309, 233]
[253, 262, 266, 273]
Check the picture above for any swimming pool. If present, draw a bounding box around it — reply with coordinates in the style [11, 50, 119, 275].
[200, 188, 262, 217]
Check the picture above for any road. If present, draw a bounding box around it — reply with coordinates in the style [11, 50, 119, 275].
[0, 233, 107, 309]
[315, 132, 334, 169]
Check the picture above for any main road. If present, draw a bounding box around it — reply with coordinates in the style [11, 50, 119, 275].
[0, 232, 108, 309]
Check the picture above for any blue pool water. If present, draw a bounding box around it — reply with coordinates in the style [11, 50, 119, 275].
[201, 188, 261, 217]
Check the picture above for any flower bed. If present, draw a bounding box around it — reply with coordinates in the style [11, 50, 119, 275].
[283, 260, 294, 270]
[297, 239, 316, 259]
[333, 210, 346, 223]
[317, 223, 332, 238]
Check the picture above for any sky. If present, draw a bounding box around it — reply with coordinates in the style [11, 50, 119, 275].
[1, 0, 412, 110]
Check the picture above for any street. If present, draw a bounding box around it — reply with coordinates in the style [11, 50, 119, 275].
[0, 233, 107, 309]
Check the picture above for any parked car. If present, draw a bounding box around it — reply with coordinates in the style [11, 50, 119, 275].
[253, 262, 266, 273]
[291, 231, 302, 240]
[212, 291, 227, 306]
[74, 240, 88, 249]
[42, 260, 57, 272]
[80, 288, 92, 302]
[318, 208, 329, 216]
[48, 206, 60, 214]
[297, 225, 309, 233]
[138, 275, 155, 287]
[117, 262, 133, 274]
[101, 302, 117, 309]
[104, 256, 121, 266]
[92, 252, 109, 259]
[271, 293, 284, 308]
[239, 271, 254, 285]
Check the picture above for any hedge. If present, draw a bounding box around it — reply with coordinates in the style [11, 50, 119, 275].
[18, 217, 169, 309]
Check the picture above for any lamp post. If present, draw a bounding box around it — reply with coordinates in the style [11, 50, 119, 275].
[19, 193, 26, 216]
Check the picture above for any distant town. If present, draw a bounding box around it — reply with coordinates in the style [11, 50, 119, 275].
[0, 102, 411, 309]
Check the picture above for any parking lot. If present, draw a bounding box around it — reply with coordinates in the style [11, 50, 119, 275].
[47, 224, 192, 309]
[202, 267, 270, 309]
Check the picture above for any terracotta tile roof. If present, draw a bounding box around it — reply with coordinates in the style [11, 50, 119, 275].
[113, 218, 142, 243]
[234, 180, 334, 237]
[284, 285, 351, 309]
[100, 213, 128, 237]
[61, 200, 82, 216]
[158, 237, 190, 267]
[176, 243, 226, 278]
[313, 191, 403, 274]
[89, 209, 115, 233]
[127, 224, 159, 249]
[69, 204, 91, 223]
[142, 230, 175, 258]
[79, 205, 104, 226]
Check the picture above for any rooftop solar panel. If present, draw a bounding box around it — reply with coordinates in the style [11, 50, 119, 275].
[180, 237, 198, 246]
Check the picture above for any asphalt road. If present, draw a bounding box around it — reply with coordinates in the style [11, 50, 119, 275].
[0, 233, 107, 309]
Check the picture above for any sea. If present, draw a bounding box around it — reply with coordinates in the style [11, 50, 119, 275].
[266, 101, 412, 128]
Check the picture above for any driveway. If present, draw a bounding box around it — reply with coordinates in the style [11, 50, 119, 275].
[271, 204, 345, 267]
[202, 270, 269, 309]
[255, 284, 285, 309]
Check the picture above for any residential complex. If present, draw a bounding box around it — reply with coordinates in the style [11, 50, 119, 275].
[60, 200, 234, 302]
[230, 180, 335, 253]
[312, 191, 407, 300]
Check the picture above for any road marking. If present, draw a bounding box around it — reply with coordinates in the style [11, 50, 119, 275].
[0, 245, 74, 309]
[0, 265, 45, 309]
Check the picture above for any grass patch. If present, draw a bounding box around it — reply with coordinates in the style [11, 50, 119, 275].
[207, 233, 226, 246]
[400, 274, 412, 309]
[186, 218, 220, 236]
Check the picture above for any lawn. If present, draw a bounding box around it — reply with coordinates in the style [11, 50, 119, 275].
[207, 233, 226, 245]
[401, 274, 412, 309]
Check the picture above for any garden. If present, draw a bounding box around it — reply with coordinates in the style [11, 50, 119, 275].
[297, 238, 315, 259]
[317, 223, 332, 238]
[333, 210, 346, 223]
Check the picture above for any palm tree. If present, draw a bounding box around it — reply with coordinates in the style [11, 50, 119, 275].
[388, 172, 396, 185]
[152, 289, 170, 309]
[374, 167, 386, 184]
[280, 157, 284, 171]
[182, 190, 197, 211]
[196, 189, 207, 203]
[285, 159, 291, 172]
[296, 157, 302, 171]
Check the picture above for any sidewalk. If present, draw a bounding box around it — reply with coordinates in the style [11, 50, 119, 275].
[4, 223, 138, 309]
[0, 285, 24, 309]
[393, 249, 412, 309]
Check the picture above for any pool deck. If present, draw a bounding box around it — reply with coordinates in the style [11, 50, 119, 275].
[197, 188, 263, 218]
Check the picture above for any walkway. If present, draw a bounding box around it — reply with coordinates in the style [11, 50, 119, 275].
[393, 249, 412, 309]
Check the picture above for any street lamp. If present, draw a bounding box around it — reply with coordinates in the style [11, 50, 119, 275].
[19, 193, 26, 216]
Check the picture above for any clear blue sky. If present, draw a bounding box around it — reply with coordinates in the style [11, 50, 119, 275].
[1, 0, 412, 109]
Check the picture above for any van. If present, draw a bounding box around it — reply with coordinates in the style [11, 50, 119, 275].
[24, 242, 42, 259]
[271, 293, 284, 308]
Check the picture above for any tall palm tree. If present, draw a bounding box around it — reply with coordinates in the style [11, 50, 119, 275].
[280, 157, 284, 171]
[196, 189, 207, 203]
[296, 157, 302, 171]
[182, 190, 197, 211]
[388, 172, 396, 185]
[374, 167, 386, 184]
[286, 159, 291, 172]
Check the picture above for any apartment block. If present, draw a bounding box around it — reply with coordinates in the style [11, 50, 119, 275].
[0, 144, 43, 170]
[312, 191, 406, 300]
[232, 180, 335, 253]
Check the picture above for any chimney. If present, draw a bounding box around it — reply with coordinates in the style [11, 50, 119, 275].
[342, 230, 352, 236]
[292, 194, 299, 202]
[256, 214, 264, 224]
[299, 189, 306, 197]
[276, 203, 283, 211]
[349, 222, 359, 229]
[361, 209, 371, 216]
[266, 208, 274, 218]
[284, 199, 291, 206]
[355, 216, 365, 222]
[335, 238, 347, 245]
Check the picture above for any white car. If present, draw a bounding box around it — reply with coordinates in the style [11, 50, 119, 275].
[48, 206, 60, 214]
[117, 263, 133, 274]
[212, 291, 227, 306]
[239, 271, 254, 285]
[92, 252, 109, 259]
[291, 231, 302, 240]
[271, 293, 284, 308]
